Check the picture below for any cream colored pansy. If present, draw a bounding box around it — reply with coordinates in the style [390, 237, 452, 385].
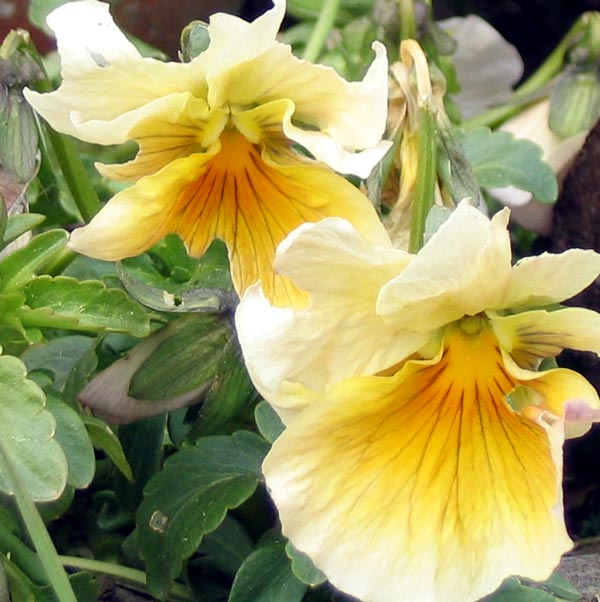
[236, 202, 600, 602]
[25, 0, 390, 307]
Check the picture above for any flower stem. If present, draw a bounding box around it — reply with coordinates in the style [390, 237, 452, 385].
[399, 0, 417, 41]
[59, 556, 196, 602]
[302, 0, 341, 62]
[409, 108, 436, 253]
[463, 17, 587, 130]
[0, 440, 77, 602]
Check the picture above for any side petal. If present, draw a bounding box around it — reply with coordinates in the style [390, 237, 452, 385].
[264, 325, 572, 602]
[492, 307, 600, 369]
[377, 203, 512, 330]
[236, 222, 419, 417]
[24, 0, 203, 143]
[501, 249, 600, 309]
[210, 41, 390, 177]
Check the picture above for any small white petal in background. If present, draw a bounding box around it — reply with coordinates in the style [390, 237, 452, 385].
[439, 14, 523, 119]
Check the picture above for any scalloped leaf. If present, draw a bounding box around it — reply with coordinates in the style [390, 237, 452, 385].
[0, 355, 67, 501]
[18, 276, 150, 337]
[229, 540, 307, 602]
[0, 230, 67, 292]
[137, 431, 269, 598]
[461, 127, 558, 203]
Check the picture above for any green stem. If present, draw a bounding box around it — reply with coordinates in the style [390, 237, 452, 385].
[0, 524, 46, 585]
[302, 0, 341, 62]
[40, 122, 101, 223]
[0, 440, 77, 602]
[463, 18, 587, 130]
[408, 108, 437, 253]
[43, 247, 78, 276]
[399, 0, 417, 41]
[59, 556, 196, 602]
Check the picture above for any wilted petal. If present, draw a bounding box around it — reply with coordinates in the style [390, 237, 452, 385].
[501, 249, 600, 309]
[264, 321, 571, 602]
[211, 41, 390, 177]
[440, 15, 523, 119]
[24, 0, 203, 143]
[377, 203, 512, 330]
[236, 219, 419, 418]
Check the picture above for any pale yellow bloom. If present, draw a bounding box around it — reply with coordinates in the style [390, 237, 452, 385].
[236, 202, 600, 602]
[25, 0, 390, 306]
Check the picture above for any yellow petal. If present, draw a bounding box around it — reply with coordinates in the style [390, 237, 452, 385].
[97, 96, 227, 181]
[71, 129, 385, 307]
[264, 319, 572, 602]
[492, 307, 600, 369]
[24, 0, 204, 144]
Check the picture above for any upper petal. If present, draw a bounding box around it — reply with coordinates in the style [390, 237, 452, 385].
[377, 203, 512, 330]
[264, 322, 572, 602]
[500, 249, 600, 309]
[24, 0, 204, 143]
[210, 41, 390, 177]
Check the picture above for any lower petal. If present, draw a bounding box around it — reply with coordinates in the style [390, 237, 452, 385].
[264, 322, 572, 602]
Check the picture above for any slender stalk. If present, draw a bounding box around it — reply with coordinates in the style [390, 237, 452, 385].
[408, 108, 437, 253]
[302, 0, 341, 62]
[43, 247, 78, 276]
[59, 556, 196, 602]
[398, 0, 417, 41]
[463, 18, 587, 130]
[0, 440, 77, 602]
[40, 122, 102, 223]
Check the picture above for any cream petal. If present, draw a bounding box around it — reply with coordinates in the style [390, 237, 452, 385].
[236, 222, 422, 418]
[377, 203, 512, 330]
[491, 307, 600, 368]
[210, 41, 390, 177]
[201, 0, 285, 77]
[24, 0, 204, 143]
[264, 324, 572, 602]
[501, 249, 600, 309]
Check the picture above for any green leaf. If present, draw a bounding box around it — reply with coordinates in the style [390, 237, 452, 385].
[461, 127, 558, 203]
[21, 335, 97, 393]
[541, 572, 581, 600]
[254, 401, 285, 444]
[195, 516, 254, 577]
[229, 541, 307, 602]
[2, 214, 45, 248]
[0, 230, 68, 292]
[119, 236, 233, 312]
[137, 431, 269, 598]
[18, 276, 150, 337]
[481, 577, 561, 602]
[0, 355, 67, 502]
[130, 313, 231, 400]
[82, 414, 134, 482]
[46, 395, 94, 489]
[285, 542, 327, 587]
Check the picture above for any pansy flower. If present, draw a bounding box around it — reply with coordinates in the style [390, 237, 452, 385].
[236, 202, 600, 602]
[25, 0, 390, 306]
